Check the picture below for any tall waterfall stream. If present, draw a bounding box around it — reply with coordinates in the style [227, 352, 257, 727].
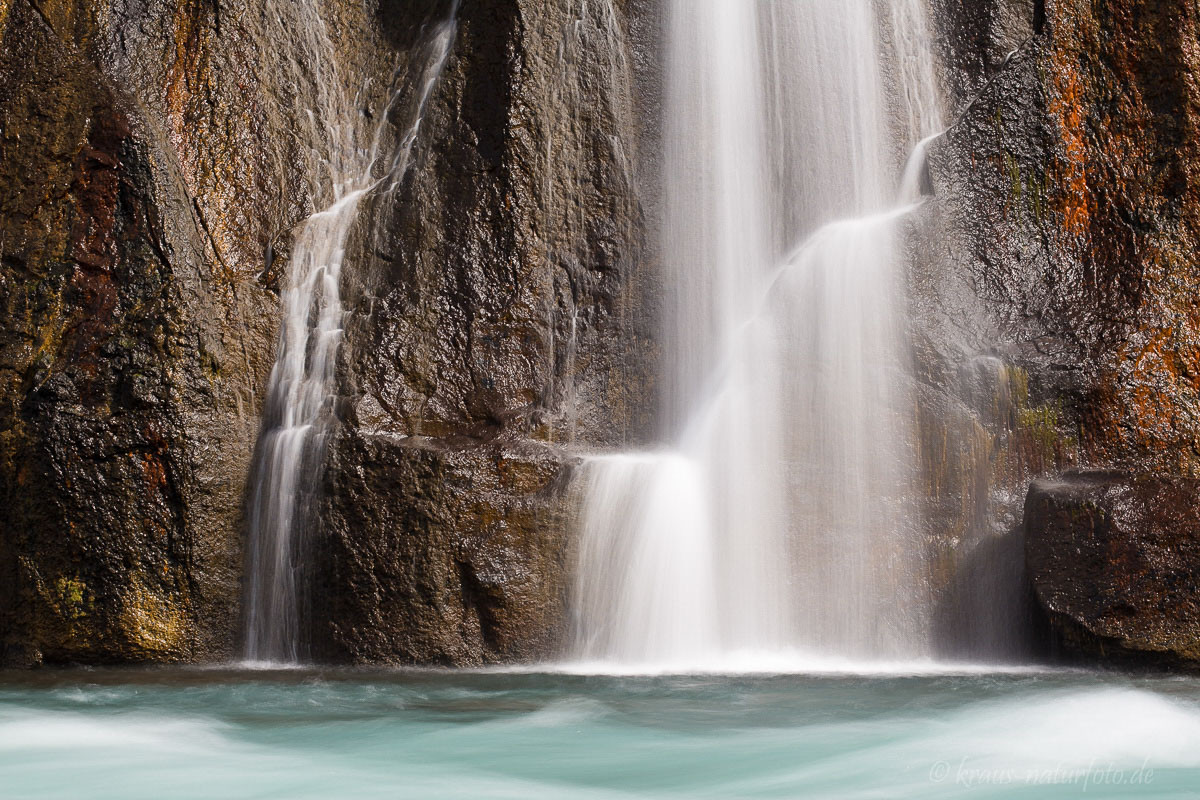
[571, 0, 945, 669]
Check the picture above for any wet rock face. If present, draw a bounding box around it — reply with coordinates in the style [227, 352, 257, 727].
[931, 0, 1035, 98]
[1025, 472, 1200, 669]
[919, 0, 1200, 664]
[0, 0, 387, 665]
[930, 0, 1200, 473]
[345, 0, 653, 446]
[0, 2, 223, 665]
[313, 0, 654, 664]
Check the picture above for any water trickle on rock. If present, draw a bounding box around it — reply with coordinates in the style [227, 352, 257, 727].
[243, 3, 458, 664]
[571, 0, 944, 668]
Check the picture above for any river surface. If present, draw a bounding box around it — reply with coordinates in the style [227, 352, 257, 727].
[1, 667, 1198, 799]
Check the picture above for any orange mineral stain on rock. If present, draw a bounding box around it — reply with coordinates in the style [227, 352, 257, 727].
[1045, 58, 1092, 238]
[142, 453, 168, 492]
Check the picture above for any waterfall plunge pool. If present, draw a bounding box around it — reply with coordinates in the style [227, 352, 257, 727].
[2, 667, 1199, 799]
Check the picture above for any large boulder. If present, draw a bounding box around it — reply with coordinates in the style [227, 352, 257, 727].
[1024, 470, 1200, 668]
[310, 432, 574, 665]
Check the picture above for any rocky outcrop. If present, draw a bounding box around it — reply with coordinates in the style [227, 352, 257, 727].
[928, 0, 1200, 475]
[918, 0, 1200, 663]
[312, 0, 655, 664]
[0, 1, 263, 665]
[1025, 471, 1200, 668]
[311, 434, 575, 665]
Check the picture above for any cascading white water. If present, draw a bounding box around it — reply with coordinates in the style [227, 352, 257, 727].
[244, 5, 457, 663]
[574, 454, 720, 664]
[571, 0, 943, 668]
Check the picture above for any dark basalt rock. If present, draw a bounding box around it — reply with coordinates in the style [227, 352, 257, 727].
[1024, 471, 1200, 669]
[310, 431, 574, 665]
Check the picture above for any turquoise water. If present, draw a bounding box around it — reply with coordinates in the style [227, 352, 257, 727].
[2, 667, 1199, 798]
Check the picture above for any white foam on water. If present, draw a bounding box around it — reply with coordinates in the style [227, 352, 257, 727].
[0, 709, 230, 752]
[719, 686, 1200, 798]
[929, 687, 1200, 768]
[524, 653, 1053, 678]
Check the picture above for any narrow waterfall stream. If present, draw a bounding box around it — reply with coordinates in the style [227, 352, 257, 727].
[243, 6, 457, 664]
[571, 0, 943, 669]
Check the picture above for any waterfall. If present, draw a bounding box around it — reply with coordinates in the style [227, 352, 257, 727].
[243, 5, 457, 664]
[571, 0, 943, 669]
